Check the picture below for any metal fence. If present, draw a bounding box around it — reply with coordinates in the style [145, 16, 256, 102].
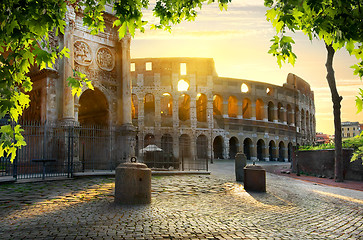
[1, 121, 116, 181]
[0, 121, 208, 181]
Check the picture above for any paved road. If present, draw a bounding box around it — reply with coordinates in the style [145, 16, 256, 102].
[0, 160, 362, 239]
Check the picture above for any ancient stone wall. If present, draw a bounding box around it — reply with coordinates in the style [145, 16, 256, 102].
[131, 57, 316, 163]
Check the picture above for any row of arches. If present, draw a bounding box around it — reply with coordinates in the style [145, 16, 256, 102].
[132, 92, 315, 133]
[138, 133, 293, 162]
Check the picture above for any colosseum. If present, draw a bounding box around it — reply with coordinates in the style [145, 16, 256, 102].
[131, 57, 315, 169]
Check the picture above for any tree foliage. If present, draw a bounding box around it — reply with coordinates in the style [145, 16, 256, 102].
[265, 0, 363, 73]
[264, 0, 363, 181]
[0, 0, 230, 160]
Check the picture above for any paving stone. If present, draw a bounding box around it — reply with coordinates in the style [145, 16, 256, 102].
[0, 164, 362, 239]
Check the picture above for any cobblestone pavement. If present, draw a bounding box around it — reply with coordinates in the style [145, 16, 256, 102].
[0, 160, 362, 239]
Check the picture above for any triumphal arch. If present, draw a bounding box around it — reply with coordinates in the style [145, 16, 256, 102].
[23, 5, 135, 171]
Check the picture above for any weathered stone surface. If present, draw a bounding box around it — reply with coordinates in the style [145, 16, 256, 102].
[1, 160, 362, 239]
[235, 152, 247, 182]
[115, 162, 151, 204]
[244, 165, 266, 192]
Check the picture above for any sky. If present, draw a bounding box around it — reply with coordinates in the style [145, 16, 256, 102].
[130, 0, 363, 135]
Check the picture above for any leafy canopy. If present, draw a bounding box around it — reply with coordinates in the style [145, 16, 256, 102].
[264, 0, 363, 74]
[0, 0, 230, 160]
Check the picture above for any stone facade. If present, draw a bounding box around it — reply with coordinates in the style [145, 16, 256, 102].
[131, 58, 315, 162]
[24, 5, 135, 166]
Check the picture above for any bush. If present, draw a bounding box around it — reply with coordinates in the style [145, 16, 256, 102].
[299, 133, 363, 163]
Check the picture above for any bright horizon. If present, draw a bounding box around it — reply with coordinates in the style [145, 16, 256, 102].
[130, 0, 363, 135]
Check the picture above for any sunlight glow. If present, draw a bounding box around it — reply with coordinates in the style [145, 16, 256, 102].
[241, 83, 249, 93]
[146, 62, 152, 71]
[266, 87, 270, 94]
[130, 63, 135, 72]
[178, 79, 189, 92]
[312, 190, 363, 204]
[163, 93, 171, 96]
[180, 63, 187, 75]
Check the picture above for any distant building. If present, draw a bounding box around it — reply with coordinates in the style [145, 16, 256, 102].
[315, 132, 331, 145]
[341, 121, 361, 138]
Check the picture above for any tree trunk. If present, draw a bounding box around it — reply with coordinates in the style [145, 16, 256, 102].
[325, 43, 343, 182]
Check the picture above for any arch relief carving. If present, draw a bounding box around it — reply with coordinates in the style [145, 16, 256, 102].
[96, 47, 114, 71]
[74, 41, 92, 66]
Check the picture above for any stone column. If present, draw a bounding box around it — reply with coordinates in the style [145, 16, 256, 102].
[224, 137, 229, 159]
[263, 105, 268, 122]
[263, 145, 269, 161]
[61, 9, 75, 123]
[154, 95, 161, 128]
[273, 107, 278, 123]
[282, 108, 287, 125]
[283, 147, 289, 162]
[251, 102, 256, 120]
[190, 93, 197, 129]
[138, 97, 144, 128]
[207, 97, 214, 161]
[251, 144, 257, 161]
[290, 109, 295, 127]
[173, 93, 179, 128]
[296, 109, 301, 130]
[223, 99, 228, 118]
[238, 101, 243, 119]
[117, 34, 132, 125]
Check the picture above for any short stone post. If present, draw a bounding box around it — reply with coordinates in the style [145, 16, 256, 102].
[115, 157, 151, 204]
[244, 165, 266, 192]
[235, 152, 247, 182]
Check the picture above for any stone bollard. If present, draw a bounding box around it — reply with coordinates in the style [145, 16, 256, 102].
[243, 165, 266, 192]
[235, 152, 247, 182]
[115, 157, 151, 204]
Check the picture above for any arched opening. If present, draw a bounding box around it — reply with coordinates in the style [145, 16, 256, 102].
[287, 104, 292, 125]
[228, 96, 238, 118]
[229, 137, 239, 159]
[196, 93, 207, 122]
[213, 136, 224, 159]
[257, 139, 265, 161]
[256, 99, 264, 120]
[161, 93, 173, 127]
[242, 98, 251, 119]
[196, 135, 208, 159]
[144, 134, 155, 147]
[278, 102, 284, 123]
[179, 134, 191, 166]
[241, 83, 249, 93]
[279, 141, 285, 162]
[288, 142, 293, 162]
[179, 94, 190, 121]
[268, 101, 274, 122]
[161, 134, 173, 156]
[79, 88, 109, 126]
[213, 95, 223, 116]
[269, 140, 276, 161]
[22, 89, 42, 122]
[161, 93, 173, 117]
[161, 134, 175, 169]
[266, 87, 273, 96]
[144, 93, 155, 126]
[177, 79, 189, 91]
[243, 138, 252, 160]
[131, 94, 138, 120]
